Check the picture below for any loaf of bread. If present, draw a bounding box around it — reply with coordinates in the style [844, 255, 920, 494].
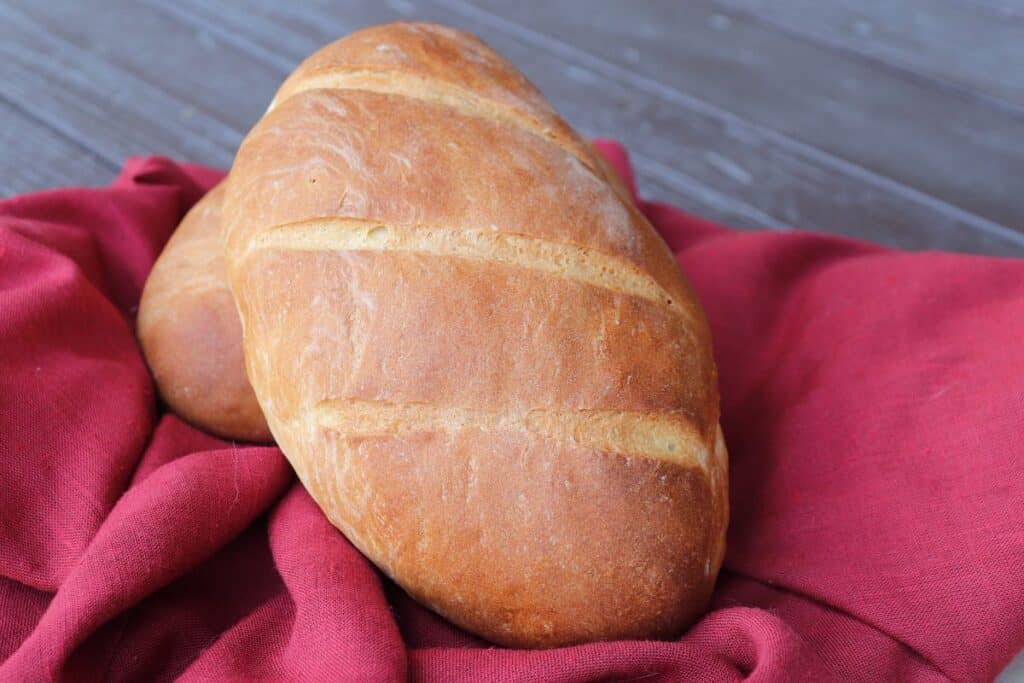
[137, 183, 271, 442]
[223, 22, 727, 647]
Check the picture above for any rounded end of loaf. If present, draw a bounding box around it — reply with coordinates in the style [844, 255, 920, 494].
[297, 413, 728, 650]
[137, 185, 272, 443]
[138, 286, 271, 443]
[438, 433, 727, 649]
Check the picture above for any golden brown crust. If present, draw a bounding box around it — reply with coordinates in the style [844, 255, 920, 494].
[223, 21, 727, 647]
[271, 22, 588, 167]
[137, 183, 272, 442]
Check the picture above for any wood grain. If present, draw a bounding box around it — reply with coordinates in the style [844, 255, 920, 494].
[0, 99, 116, 198]
[719, 0, 1024, 110]
[465, 0, 1024, 232]
[0, 2, 239, 170]
[959, 0, 1024, 23]
[0, 0, 1021, 262]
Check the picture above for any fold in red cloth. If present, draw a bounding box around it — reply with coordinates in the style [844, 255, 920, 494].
[1, 142, 1022, 682]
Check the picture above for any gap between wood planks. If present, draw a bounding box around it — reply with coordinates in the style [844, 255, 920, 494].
[717, 0, 1024, 116]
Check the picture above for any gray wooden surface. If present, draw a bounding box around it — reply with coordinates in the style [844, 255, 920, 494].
[2, 1, 1024, 258]
[1, 1, 1021, 676]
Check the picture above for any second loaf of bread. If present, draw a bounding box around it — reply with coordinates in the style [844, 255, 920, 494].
[138, 183, 271, 442]
[222, 22, 727, 648]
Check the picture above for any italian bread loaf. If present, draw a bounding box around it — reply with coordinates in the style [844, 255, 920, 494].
[138, 183, 271, 442]
[223, 22, 727, 648]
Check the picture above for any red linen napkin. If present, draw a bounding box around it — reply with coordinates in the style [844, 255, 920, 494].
[1, 141, 1021, 682]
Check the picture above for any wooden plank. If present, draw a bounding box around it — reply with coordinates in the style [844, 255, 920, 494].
[718, 0, 1024, 110]
[2, 1, 1020, 251]
[9, 0, 286, 138]
[157, 0, 1024, 255]
[14, 0, 1013, 253]
[630, 156, 781, 231]
[462, 0, 1024, 232]
[0, 99, 117, 197]
[1001, 652, 1024, 683]
[959, 1, 1024, 23]
[0, 2, 240, 171]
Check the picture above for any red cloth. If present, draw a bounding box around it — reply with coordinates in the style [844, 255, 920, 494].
[1, 142, 1022, 682]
